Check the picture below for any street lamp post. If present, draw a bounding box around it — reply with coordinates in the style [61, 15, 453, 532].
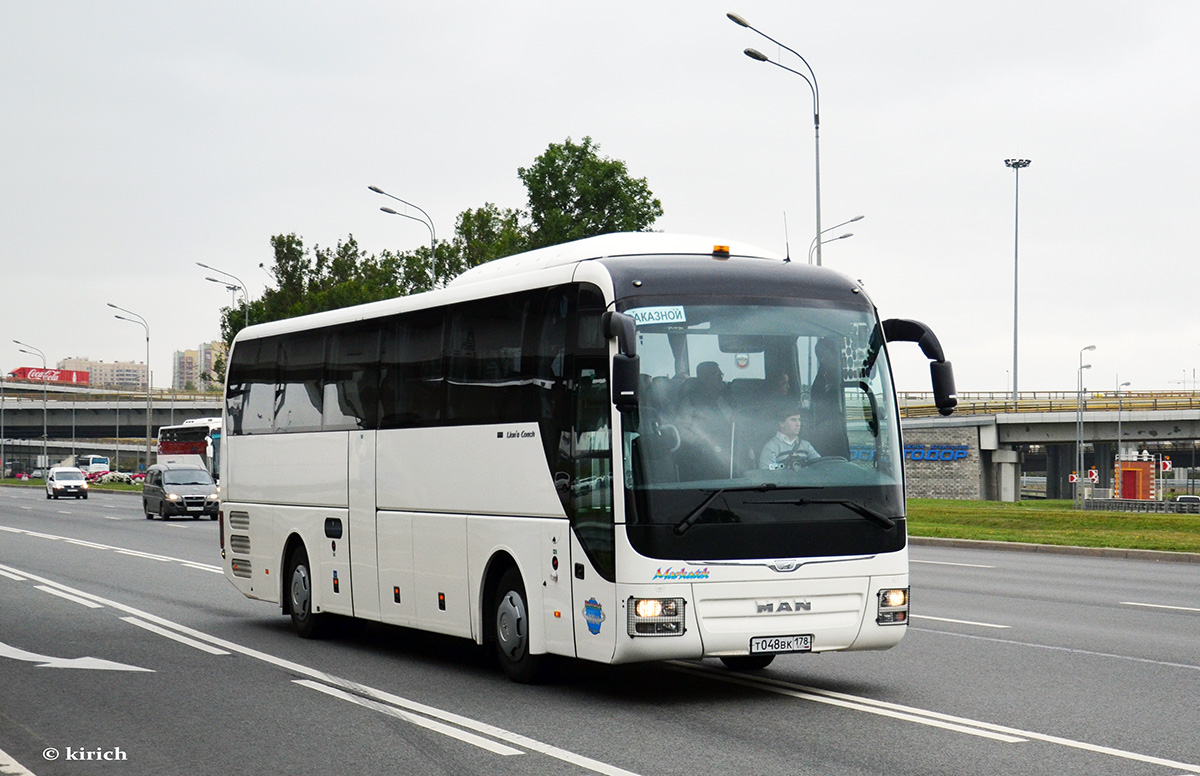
[729, 12, 824, 264]
[1075, 344, 1095, 507]
[1005, 158, 1031, 405]
[1116, 380, 1131, 498]
[13, 340, 47, 475]
[806, 214, 863, 264]
[196, 262, 249, 329]
[807, 232, 853, 264]
[109, 304, 152, 473]
[369, 185, 437, 288]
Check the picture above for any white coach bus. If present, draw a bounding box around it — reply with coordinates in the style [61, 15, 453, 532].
[219, 232, 956, 682]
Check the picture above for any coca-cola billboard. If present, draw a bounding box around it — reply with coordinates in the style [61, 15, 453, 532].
[7, 367, 90, 386]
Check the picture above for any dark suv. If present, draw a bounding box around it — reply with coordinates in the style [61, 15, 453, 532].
[142, 464, 219, 520]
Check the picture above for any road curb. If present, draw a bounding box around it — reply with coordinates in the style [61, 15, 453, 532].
[910, 535, 1200, 564]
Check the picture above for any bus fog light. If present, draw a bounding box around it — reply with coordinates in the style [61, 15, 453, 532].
[877, 587, 909, 626]
[627, 597, 685, 637]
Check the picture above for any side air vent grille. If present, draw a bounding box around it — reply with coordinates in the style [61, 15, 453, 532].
[230, 557, 252, 579]
[229, 534, 251, 555]
[228, 511, 250, 531]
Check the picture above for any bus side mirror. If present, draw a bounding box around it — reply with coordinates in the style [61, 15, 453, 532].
[604, 312, 640, 411]
[881, 318, 957, 416]
[929, 360, 957, 417]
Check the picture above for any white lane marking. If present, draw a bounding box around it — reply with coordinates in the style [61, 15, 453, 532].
[910, 614, 1010, 629]
[0, 743, 37, 776]
[35, 585, 104, 609]
[668, 663, 1024, 743]
[0, 568, 28, 581]
[120, 617, 230, 655]
[672, 662, 1200, 773]
[0, 524, 222, 572]
[912, 559, 996, 568]
[115, 549, 174, 562]
[914, 627, 1200, 672]
[1121, 601, 1200, 614]
[66, 538, 111, 549]
[0, 638, 151, 672]
[0, 562, 645, 776]
[181, 563, 224, 574]
[296, 680, 523, 756]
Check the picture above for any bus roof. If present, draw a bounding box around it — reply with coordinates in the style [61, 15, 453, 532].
[231, 232, 787, 343]
[449, 232, 783, 287]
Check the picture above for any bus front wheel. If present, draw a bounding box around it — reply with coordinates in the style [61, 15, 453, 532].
[286, 545, 330, 639]
[493, 568, 546, 683]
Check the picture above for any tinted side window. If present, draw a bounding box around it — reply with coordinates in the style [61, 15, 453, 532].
[324, 323, 380, 431]
[445, 292, 538, 424]
[275, 333, 326, 433]
[226, 338, 277, 435]
[379, 308, 444, 428]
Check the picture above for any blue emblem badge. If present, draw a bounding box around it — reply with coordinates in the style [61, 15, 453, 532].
[582, 598, 605, 635]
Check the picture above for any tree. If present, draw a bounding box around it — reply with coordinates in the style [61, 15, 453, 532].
[217, 137, 664, 344]
[518, 136, 663, 250]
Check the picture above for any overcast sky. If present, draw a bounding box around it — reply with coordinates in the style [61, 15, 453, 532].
[3, 1, 1198, 396]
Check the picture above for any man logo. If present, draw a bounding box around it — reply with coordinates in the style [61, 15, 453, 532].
[756, 600, 812, 613]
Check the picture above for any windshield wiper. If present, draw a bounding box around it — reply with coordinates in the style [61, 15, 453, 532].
[674, 483, 778, 535]
[747, 497, 897, 530]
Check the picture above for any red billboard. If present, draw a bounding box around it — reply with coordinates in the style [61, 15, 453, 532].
[7, 367, 90, 386]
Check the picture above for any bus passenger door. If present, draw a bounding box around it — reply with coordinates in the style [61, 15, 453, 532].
[570, 530, 617, 662]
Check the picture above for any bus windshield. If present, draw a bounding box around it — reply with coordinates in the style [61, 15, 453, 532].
[620, 297, 905, 561]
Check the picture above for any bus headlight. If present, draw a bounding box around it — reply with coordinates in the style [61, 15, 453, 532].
[167, 493, 181, 501]
[877, 587, 909, 625]
[627, 597, 685, 637]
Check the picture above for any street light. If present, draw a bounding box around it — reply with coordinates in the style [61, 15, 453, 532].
[13, 340, 47, 475]
[806, 212, 864, 263]
[729, 12, 824, 264]
[1116, 380, 1131, 498]
[1076, 344, 1095, 506]
[196, 262, 249, 329]
[369, 185, 437, 287]
[1005, 158, 1031, 404]
[109, 303, 152, 473]
[808, 232, 853, 264]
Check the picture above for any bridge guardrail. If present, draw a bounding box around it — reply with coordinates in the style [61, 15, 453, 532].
[899, 391, 1200, 419]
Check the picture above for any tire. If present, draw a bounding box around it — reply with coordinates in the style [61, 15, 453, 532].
[492, 568, 547, 683]
[160, 502, 170, 520]
[286, 545, 331, 639]
[46, 492, 51, 500]
[143, 498, 154, 519]
[720, 654, 776, 671]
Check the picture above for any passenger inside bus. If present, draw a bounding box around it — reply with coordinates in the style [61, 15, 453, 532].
[674, 361, 738, 480]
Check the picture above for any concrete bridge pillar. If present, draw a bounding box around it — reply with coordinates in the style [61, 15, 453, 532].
[1045, 443, 1073, 499]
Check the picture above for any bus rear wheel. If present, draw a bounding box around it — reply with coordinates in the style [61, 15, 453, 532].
[493, 568, 546, 683]
[286, 545, 331, 639]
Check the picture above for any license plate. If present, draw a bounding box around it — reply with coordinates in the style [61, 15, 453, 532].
[749, 634, 813, 654]
[187, 506, 203, 512]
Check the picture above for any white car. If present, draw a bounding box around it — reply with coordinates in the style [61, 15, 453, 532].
[46, 467, 89, 500]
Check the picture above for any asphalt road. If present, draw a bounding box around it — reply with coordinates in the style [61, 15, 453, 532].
[1, 485, 1197, 776]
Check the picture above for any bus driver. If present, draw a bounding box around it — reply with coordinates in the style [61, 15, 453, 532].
[758, 407, 821, 470]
